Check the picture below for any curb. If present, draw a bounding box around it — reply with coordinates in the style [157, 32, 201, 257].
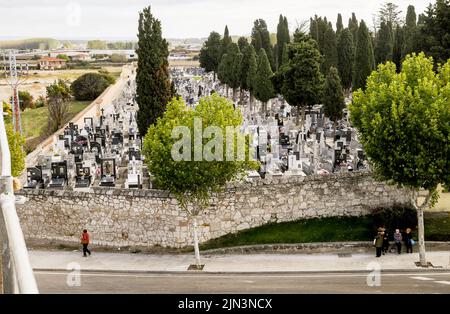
[33, 268, 450, 275]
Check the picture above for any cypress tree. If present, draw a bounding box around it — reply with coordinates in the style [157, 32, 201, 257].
[251, 19, 275, 71]
[199, 31, 222, 81]
[221, 25, 232, 59]
[310, 17, 319, 41]
[348, 13, 359, 44]
[374, 21, 393, 64]
[353, 20, 373, 90]
[255, 49, 275, 114]
[136, 6, 173, 136]
[336, 13, 344, 35]
[322, 24, 338, 74]
[238, 36, 249, 52]
[230, 51, 243, 102]
[218, 43, 239, 98]
[402, 5, 417, 58]
[322, 66, 345, 140]
[392, 24, 404, 71]
[274, 35, 324, 126]
[276, 15, 290, 70]
[337, 28, 354, 92]
[246, 46, 258, 111]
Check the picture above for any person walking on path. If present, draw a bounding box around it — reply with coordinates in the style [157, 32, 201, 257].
[404, 228, 413, 254]
[81, 229, 91, 257]
[382, 229, 390, 255]
[374, 229, 384, 257]
[394, 229, 402, 254]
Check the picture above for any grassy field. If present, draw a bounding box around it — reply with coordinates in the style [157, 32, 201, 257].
[21, 100, 91, 139]
[200, 213, 450, 251]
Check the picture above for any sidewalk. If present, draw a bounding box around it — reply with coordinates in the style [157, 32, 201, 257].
[29, 249, 450, 273]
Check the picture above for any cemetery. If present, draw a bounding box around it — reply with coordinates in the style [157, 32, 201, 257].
[22, 66, 369, 192]
[172, 67, 370, 179]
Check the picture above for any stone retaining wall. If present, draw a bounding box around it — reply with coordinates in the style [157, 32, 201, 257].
[16, 172, 412, 248]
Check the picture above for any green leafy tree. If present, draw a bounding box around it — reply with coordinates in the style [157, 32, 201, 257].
[374, 21, 393, 65]
[135, 6, 173, 136]
[87, 40, 107, 49]
[6, 124, 25, 177]
[199, 31, 222, 81]
[143, 94, 257, 267]
[349, 53, 450, 266]
[71, 73, 109, 101]
[353, 20, 374, 90]
[322, 67, 345, 140]
[413, 0, 450, 66]
[274, 32, 324, 126]
[254, 49, 275, 114]
[45, 79, 72, 134]
[56, 54, 69, 61]
[337, 28, 355, 92]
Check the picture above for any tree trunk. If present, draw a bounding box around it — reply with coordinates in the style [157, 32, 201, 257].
[232, 88, 237, 102]
[213, 71, 216, 82]
[226, 85, 229, 98]
[333, 120, 337, 142]
[192, 216, 201, 268]
[296, 106, 301, 126]
[249, 92, 254, 112]
[411, 188, 433, 267]
[417, 207, 426, 266]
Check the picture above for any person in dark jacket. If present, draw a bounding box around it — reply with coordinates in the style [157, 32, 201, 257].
[394, 229, 402, 254]
[81, 229, 91, 257]
[374, 229, 384, 257]
[404, 228, 413, 253]
[382, 229, 390, 254]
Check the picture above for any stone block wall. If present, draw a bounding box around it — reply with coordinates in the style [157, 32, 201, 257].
[15, 172, 412, 248]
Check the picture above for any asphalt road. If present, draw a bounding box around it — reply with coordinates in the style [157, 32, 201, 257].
[34, 270, 450, 294]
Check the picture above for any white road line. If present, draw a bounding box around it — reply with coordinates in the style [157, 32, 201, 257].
[410, 276, 435, 281]
[434, 281, 450, 285]
[34, 271, 450, 279]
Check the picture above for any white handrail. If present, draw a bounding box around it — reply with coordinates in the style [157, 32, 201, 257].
[0, 104, 39, 294]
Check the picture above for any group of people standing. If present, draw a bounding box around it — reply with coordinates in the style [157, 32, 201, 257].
[374, 227, 414, 257]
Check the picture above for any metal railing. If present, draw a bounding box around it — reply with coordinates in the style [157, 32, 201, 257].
[0, 105, 38, 294]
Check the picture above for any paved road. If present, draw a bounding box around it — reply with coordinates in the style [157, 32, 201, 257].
[34, 270, 450, 294]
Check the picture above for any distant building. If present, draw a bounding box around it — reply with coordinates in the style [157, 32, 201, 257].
[71, 53, 91, 61]
[38, 57, 67, 70]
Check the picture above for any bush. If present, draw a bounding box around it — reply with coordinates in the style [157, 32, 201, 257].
[18, 91, 34, 110]
[71, 73, 109, 101]
[35, 95, 47, 108]
[98, 69, 116, 85]
[370, 206, 418, 234]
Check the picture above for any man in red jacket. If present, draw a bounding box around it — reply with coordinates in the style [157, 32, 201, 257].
[81, 229, 91, 257]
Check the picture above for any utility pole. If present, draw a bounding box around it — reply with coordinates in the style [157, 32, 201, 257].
[2, 50, 28, 135]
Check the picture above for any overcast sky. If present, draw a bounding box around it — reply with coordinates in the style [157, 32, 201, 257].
[0, 0, 432, 40]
